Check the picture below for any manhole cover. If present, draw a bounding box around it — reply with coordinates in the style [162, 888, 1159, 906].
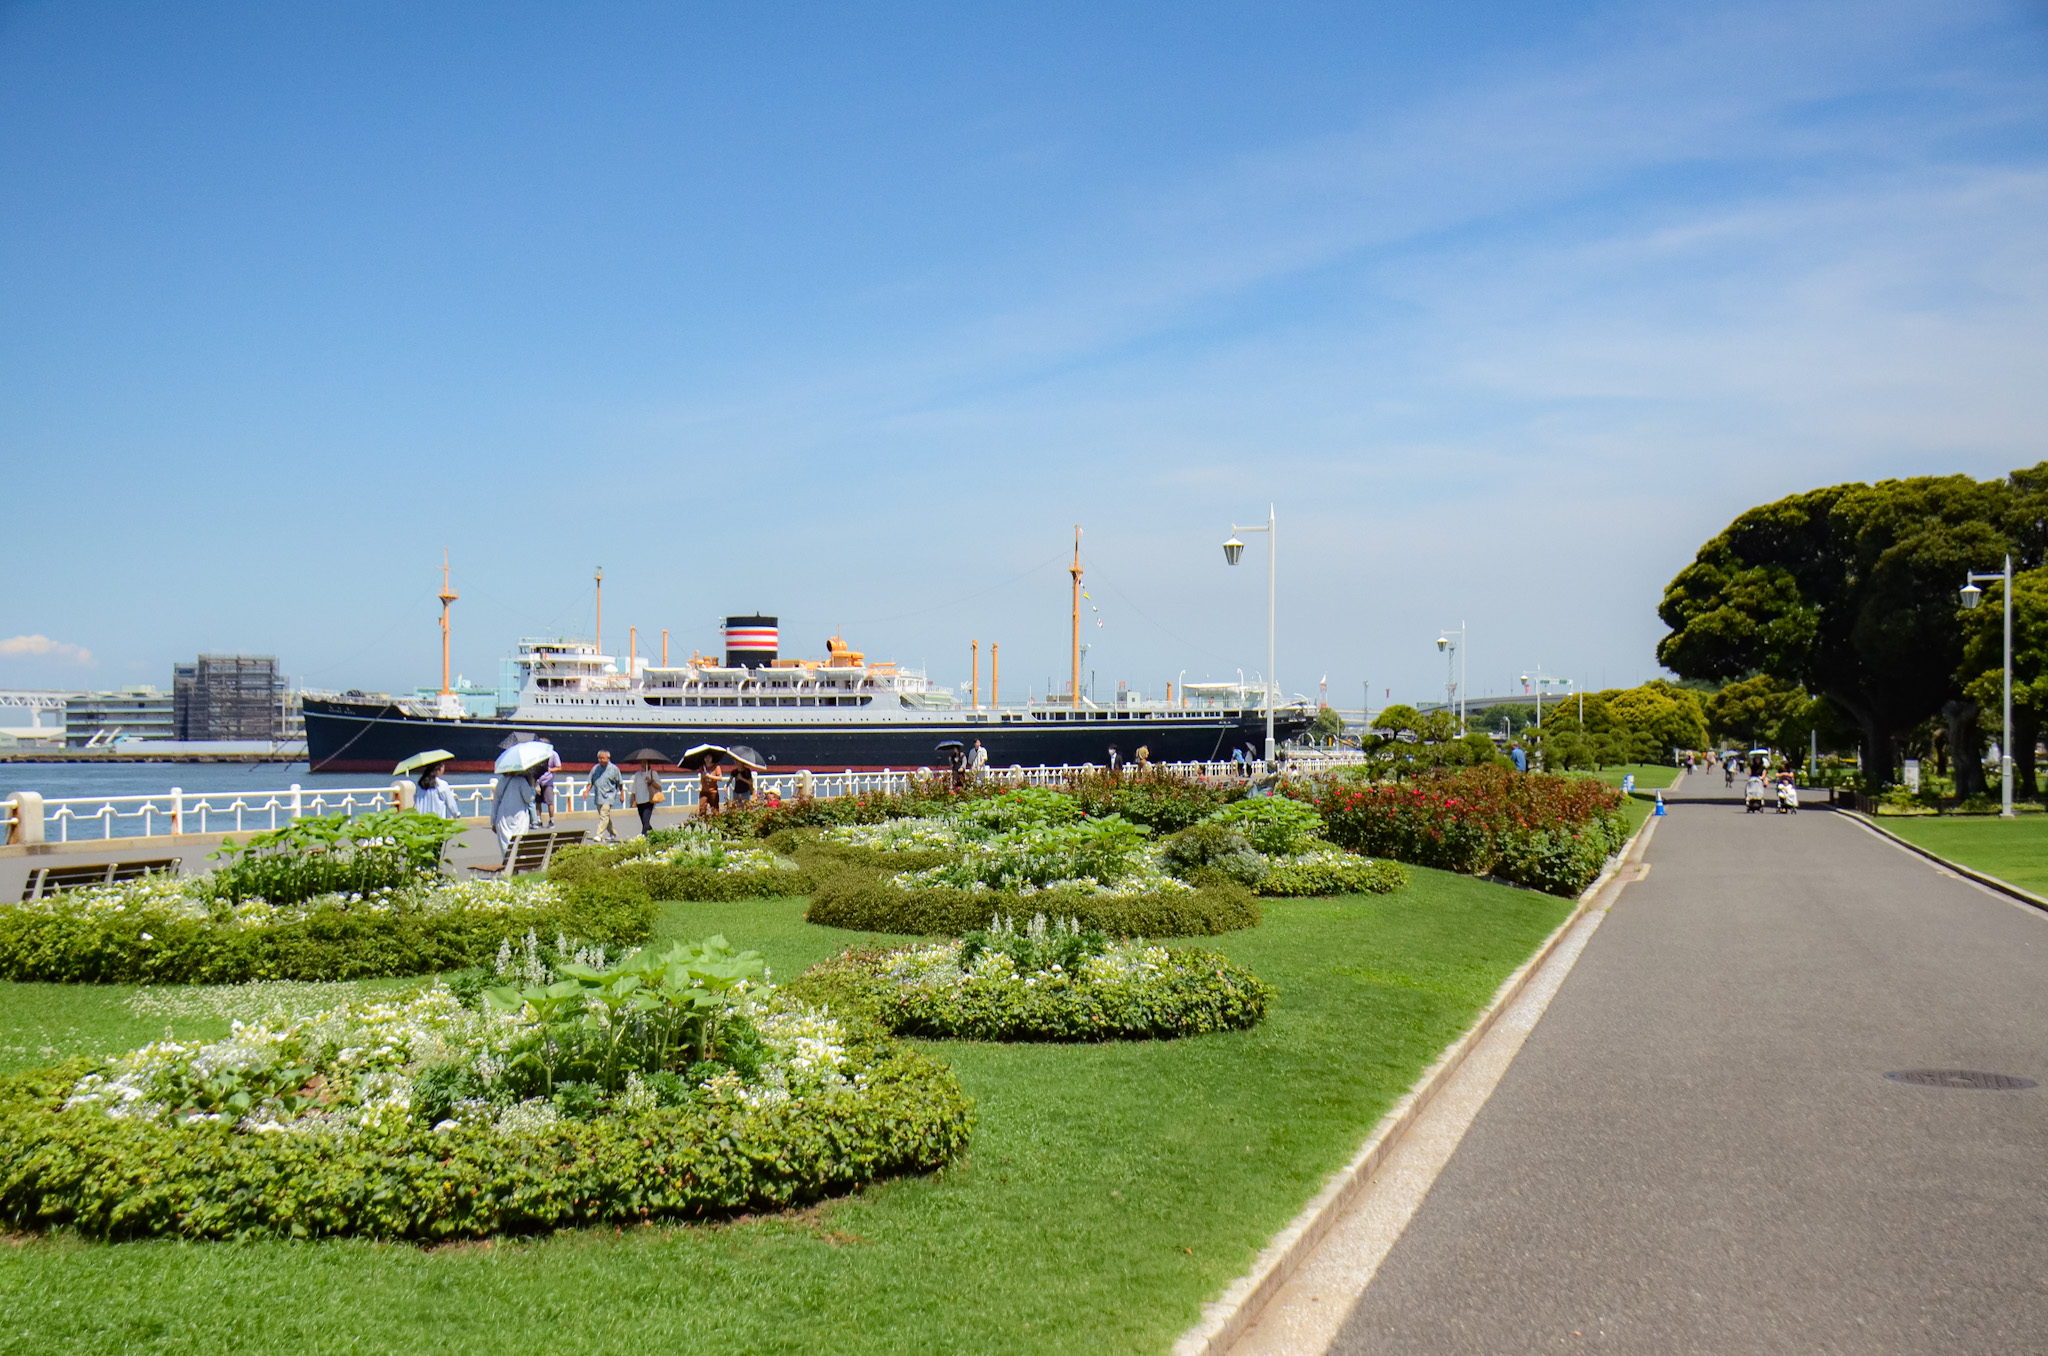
[1885, 1069, 2037, 1091]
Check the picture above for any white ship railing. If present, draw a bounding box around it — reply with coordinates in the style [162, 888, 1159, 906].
[6, 759, 1297, 844]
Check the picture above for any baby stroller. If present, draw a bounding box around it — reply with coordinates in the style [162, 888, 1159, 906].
[1776, 776, 1798, 814]
[1745, 775, 1766, 813]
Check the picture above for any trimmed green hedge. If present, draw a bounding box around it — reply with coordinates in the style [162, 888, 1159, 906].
[790, 946, 1272, 1042]
[0, 1031, 970, 1240]
[0, 878, 656, 986]
[548, 843, 814, 902]
[803, 869, 1261, 937]
[1256, 854, 1409, 897]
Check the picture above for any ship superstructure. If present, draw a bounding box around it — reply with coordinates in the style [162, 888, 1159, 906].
[304, 617, 1309, 774]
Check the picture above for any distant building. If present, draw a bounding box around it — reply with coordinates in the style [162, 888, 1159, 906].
[173, 655, 295, 742]
[65, 686, 176, 747]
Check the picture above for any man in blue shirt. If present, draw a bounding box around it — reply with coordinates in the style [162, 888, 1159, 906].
[588, 749, 625, 843]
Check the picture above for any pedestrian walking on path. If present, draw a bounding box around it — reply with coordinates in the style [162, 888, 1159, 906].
[536, 740, 562, 828]
[490, 769, 538, 856]
[588, 750, 624, 843]
[629, 758, 664, 836]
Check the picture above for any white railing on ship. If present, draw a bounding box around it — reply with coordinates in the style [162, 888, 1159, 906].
[4, 758, 1317, 843]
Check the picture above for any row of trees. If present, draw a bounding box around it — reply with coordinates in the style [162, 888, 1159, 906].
[1361, 680, 1709, 774]
[1657, 464, 2048, 791]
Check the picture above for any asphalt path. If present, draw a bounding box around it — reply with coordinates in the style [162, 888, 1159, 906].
[1332, 770, 2048, 1354]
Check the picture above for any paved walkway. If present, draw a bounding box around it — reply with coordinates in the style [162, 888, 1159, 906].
[1326, 770, 2048, 1353]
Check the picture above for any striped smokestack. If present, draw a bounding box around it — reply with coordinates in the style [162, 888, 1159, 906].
[723, 615, 778, 668]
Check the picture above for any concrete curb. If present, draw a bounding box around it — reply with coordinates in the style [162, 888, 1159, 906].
[1170, 811, 1662, 1356]
[1837, 810, 2048, 916]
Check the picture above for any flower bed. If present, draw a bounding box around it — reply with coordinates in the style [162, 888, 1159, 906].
[1300, 766, 1630, 897]
[548, 828, 815, 902]
[803, 868, 1261, 936]
[0, 874, 655, 985]
[0, 937, 970, 1240]
[790, 915, 1272, 1041]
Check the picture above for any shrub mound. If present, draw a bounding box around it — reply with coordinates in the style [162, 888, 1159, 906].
[790, 916, 1272, 1041]
[548, 828, 815, 902]
[804, 867, 1261, 937]
[0, 875, 654, 986]
[0, 939, 970, 1240]
[1301, 766, 1629, 897]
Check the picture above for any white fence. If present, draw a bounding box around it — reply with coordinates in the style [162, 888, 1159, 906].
[0, 754, 1361, 845]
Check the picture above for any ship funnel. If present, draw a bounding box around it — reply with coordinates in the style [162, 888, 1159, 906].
[724, 615, 778, 669]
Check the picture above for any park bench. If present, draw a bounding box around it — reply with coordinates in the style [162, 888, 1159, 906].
[469, 829, 585, 878]
[20, 858, 180, 903]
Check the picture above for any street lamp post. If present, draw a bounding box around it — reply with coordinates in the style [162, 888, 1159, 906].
[1223, 505, 1277, 762]
[1959, 554, 2016, 819]
[1436, 623, 1466, 734]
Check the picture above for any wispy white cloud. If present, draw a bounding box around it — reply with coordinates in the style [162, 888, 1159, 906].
[0, 634, 95, 666]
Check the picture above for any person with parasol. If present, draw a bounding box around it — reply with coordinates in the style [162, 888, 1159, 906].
[727, 745, 765, 805]
[624, 749, 668, 836]
[490, 741, 550, 854]
[396, 750, 460, 819]
[937, 739, 967, 790]
[684, 745, 726, 819]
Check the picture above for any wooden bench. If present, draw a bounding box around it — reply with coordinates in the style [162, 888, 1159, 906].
[469, 829, 586, 877]
[21, 859, 180, 902]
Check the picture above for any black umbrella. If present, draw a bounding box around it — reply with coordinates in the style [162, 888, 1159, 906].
[623, 747, 670, 765]
[934, 740, 966, 752]
[682, 743, 729, 769]
[726, 744, 767, 770]
[497, 731, 540, 750]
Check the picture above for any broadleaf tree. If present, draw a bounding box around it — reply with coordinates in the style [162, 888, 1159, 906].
[1657, 468, 2048, 787]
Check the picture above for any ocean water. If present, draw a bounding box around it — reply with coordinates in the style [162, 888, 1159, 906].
[0, 762, 460, 801]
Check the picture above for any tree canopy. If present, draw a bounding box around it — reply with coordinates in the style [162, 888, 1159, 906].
[1657, 466, 2048, 785]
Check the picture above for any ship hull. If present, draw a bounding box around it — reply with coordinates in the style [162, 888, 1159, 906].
[303, 697, 1311, 775]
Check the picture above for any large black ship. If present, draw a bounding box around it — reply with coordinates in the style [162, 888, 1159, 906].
[304, 623, 1309, 774]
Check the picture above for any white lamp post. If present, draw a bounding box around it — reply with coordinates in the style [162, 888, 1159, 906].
[1959, 554, 2015, 819]
[1437, 623, 1467, 734]
[1223, 504, 1277, 762]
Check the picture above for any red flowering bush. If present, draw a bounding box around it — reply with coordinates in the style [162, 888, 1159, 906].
[1295, 766, 1629, 897]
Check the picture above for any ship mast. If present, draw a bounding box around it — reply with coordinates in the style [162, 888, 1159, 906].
[1069, 525, 1082, 709]
[594, 565, 604, 654]
[437, 549, 458, 696]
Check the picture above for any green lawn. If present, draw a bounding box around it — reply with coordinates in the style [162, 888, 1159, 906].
[1589, 763, 1681, 791]
[1872, 816, 2048, 897]
[0, 875, 1571, 1355]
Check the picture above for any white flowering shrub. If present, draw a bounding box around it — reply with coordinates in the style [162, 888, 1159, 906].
[792, 915, 1272, 1041]
[3, 940, 969, 1239]
[9, 874, 565, 929]
[62, 965, 850, 1137]
[0, 869, 650, 986]
[823, 817, 965, 852]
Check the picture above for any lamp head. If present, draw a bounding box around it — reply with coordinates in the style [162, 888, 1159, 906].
[1222, 535, 1245, 566]
[1960, 580, 1983, 610]
[1436, 637, 1448, 651]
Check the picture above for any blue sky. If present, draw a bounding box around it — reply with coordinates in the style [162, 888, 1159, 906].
[3, 0, 2044, 709]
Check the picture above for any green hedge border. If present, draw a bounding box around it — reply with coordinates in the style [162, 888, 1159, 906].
[790, 947, 1273, 1041]
[802, 869, 1261, 937]
[548, 844, 815, 902]
[0, 1030, 970, 1240]
[0, 878, 656, 985]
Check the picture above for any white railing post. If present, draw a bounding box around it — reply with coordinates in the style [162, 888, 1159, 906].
[4, 792, 42, 846]
[290, 783, 303, 821]
[170, 786, 183, 837]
